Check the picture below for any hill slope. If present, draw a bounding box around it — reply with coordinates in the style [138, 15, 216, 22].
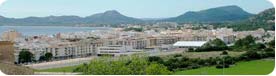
[163, 5, 253, 23]
[223, 8, 275, 31]
[0, 10, 143, 26]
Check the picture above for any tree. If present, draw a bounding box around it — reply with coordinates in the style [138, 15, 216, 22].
[268, 39, 275, 48]
[78, 56, 172, 75]
[146, 62, 172, 75]
[254, 43, 266, 50]
[239, 51, 261, 60]
[196, 38, 228, 51]
[127, 56, 148, 74]
[233, 35, 256, 51]
[148, 56, 164, 64]
[18, 49, 34, 64]
[39, 56, 46, 62]
[45, 52, 53, 61]
[221, 51, 228, 55]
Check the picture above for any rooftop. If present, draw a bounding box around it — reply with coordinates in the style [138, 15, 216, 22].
[173, 41, 207, 47]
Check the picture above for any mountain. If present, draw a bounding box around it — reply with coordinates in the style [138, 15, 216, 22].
[0, 5, 258, 26]
[0, 10, 143, 26]
[225, 8, 275, 31]
[163, 5, 253, 23]
[83, 10, 143, 24]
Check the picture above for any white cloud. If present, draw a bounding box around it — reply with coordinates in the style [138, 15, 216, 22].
[0, 0, 5, 6]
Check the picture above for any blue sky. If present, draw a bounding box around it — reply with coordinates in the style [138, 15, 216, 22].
[0, 0, 274, 18]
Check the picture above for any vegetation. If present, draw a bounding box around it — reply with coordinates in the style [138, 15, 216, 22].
[268, 39, 275, 48]
[39, 52, 53, 62]
[174, 60, 274, 75]
[74, 56, 172, 75]
[123, 27, 144, 32]
[149, 35, 274, 73]
[45, 52, 53, 61]
[18, 49, 34, 64]
[214, 8, 275, 31]
[193, 38, 228, 52]
[36, 66, 79, 72]
[232, 35, 256, 51]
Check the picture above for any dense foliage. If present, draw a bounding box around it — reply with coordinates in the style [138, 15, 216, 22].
[194, 38, 228, 52]
[18, 49, 34, 64]
[45, 53, 53, 61]
[74, 56, 172, 75]
[215, 8, 275, 31]
[123, 27, 144, 32]
[232, 35, 256, 51]
[39, 52, 53, 62]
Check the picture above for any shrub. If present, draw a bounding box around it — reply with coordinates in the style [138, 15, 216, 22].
[216, 64, 229, 69]
[221, 51, 228, 55]
[148, 56, 164, 64]
[216, 65, 223, 69]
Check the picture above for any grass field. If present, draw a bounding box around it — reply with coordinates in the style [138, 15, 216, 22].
[182, 51, 245, 59]
[35, 65, 79, 72]
[36, 59, 275, 75]
[174, 60, 275, 75]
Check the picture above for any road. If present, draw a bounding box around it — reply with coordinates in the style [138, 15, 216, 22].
[25, 50, 185, 70]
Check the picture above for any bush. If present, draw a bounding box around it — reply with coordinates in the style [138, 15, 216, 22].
[216, 64, 229, 69]
[221, 51, 228, 55]
[18, 50, 34, 64]
[216, 65, 223, 69]
[78, 56, 172, 75]
[173, 54, 182, 57]
[195, 38, 228, 52]
[188, 48, 194, 52]
[239, 51, 261, 61]
[148, 56, 164, 64]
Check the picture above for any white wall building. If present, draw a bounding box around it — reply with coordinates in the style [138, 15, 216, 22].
[97, 45, 140, 56]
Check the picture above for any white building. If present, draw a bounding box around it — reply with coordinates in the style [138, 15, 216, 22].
[173, 41, 207, 48]
[97, 45, 140, 56]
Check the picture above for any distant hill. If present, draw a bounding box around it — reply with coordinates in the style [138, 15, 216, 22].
[0, 5, 260, 26]
[222, 8, 275, 31]
[162, 5, 253, 23]
[0, 10, 143, 26]
[83, 10, 143, 24]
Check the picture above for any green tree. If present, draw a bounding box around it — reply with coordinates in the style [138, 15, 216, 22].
[221, 51, 228, 55]
[146, 62, 172, 75]
[233, 35, 256, 51]
[18, 49, 34, 63]
[196, 38, 228, 51]
[268, 39, 275, 48]
[45, 52, 53, 61]
[127, 56, 148, 74]
[148, 56, 164, 64]
[39, 56, 46, 62]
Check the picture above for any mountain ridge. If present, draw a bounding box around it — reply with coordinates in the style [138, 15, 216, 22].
[162, 5, 254, 23]
[0, 5, 263, 26]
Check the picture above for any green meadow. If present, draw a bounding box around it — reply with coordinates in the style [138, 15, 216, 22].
[174, 60, 275, 75]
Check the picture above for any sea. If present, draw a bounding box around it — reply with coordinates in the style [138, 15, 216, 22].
[0, 26, 111, 36]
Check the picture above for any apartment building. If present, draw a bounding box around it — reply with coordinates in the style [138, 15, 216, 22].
[97, 45, 137, 56]
[1, 29, 22, 42]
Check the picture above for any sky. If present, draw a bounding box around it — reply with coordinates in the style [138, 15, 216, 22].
[0, 0, 274, 18]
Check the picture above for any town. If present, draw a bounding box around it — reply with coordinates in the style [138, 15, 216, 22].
[0, 0, 274, 75]
[1, 23, 274, 65]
